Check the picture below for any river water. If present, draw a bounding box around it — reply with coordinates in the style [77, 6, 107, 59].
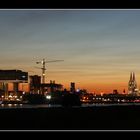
[0, 103, 139, 109]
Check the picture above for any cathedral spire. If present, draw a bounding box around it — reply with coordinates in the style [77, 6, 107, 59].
[133, 72, 135, 81]
[128, 72, 137, 94]
[130, 72, 133, 81]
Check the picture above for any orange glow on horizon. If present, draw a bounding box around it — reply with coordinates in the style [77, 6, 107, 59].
[62, 82, 128, 94]
[45, 71, 132, 94]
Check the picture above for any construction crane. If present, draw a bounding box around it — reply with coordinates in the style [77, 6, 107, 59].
[36, 58, 64, 84]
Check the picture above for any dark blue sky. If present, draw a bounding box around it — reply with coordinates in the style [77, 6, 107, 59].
[0, 9, 140, 93]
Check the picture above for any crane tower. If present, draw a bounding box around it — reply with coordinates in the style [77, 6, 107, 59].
[36, 58, 64, 84]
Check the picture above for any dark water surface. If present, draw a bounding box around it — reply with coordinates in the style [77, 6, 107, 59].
[0, 103, 140, 130]
[0, 103, 139, 109]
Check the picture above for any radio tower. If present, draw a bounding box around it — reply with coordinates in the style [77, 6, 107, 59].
[128, 72, 137, 94]
[36, 58, 64, 84]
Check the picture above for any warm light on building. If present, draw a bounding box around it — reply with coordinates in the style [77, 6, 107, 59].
[8, 83, 14, 91]
[18, 83, 30, 92]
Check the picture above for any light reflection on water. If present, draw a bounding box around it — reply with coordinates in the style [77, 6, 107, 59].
[81, 103, 137, 107]
[0, 104, 62, 109]
[0, 103, 139, 109]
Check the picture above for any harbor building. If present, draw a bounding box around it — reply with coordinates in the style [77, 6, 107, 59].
[0, 70, 28, 99]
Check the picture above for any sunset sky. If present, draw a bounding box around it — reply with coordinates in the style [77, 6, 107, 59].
[0, 9, 140, 94]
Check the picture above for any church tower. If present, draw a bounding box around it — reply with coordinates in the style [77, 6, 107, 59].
[128, 72, 137, 94]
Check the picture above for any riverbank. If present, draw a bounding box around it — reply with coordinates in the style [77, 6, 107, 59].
[0, 105, 140, 130]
